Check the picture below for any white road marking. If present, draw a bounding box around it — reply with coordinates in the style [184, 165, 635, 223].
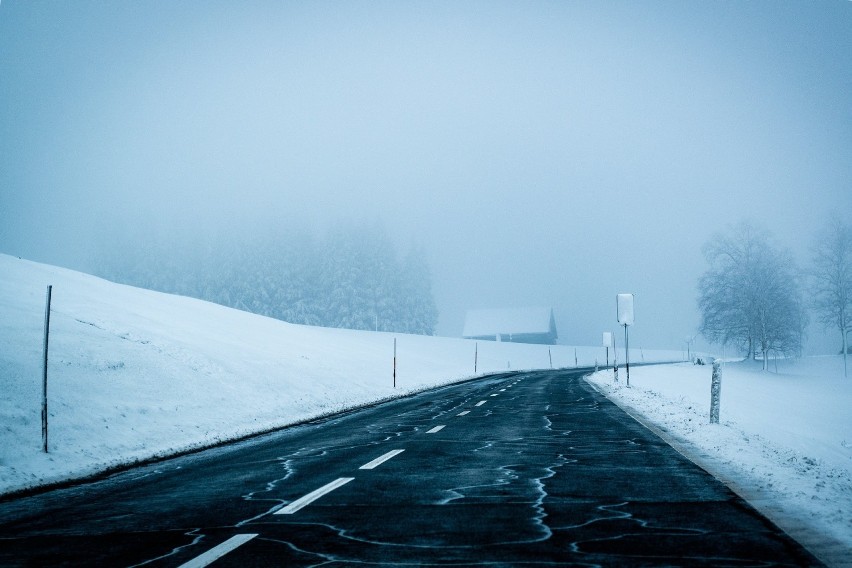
[490, 393, 499, 397]
[275, 477, 354, 514]
[457, 410, 471, 416]
[500, 388, 506, 392]
[359, 449, 405, 470]
[475, 400, 487, 406]
[426, 425, 446, 434]
[178, 534, 258, 568]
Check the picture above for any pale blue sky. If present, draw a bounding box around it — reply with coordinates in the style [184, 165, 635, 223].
[1, 1, 850, 352]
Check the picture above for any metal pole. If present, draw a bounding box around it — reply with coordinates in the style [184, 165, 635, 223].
[548, 347, 552, 369]
[393, 338, 397, 388]
[42, 285, 52, 453]
[474, 342, 478, 374]
[624, 324, 630, 387]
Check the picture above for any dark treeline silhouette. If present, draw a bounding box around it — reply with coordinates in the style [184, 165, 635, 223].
[95, 223, 438, 335]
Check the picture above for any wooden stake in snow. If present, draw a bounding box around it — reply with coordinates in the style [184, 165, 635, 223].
[474, 342, 478, 374]
[710, 360, 722, 424]
[42, 285, 52, 453]
[393, 338, 397, 389]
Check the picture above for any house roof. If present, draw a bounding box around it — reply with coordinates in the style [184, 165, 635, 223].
[462, 307, 555, 337]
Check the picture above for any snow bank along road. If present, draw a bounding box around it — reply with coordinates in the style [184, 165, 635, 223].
[0, 369, 821, 567]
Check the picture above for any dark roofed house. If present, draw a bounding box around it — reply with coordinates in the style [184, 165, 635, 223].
[462, 307, 558, 345]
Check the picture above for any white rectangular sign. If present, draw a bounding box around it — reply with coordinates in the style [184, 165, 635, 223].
[617, 293, 634, 326]
[602, 332, 613, 348]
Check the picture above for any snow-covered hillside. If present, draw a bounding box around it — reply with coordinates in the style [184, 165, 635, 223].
[587, 361, 852, 565]
[0, 254, 680, 496]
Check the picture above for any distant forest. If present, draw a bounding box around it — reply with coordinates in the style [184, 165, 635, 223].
[95, 224, 439, 335]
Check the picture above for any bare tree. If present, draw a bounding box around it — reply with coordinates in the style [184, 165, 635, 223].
[698, 222, 805, 370]
[810, 219, 852, 377]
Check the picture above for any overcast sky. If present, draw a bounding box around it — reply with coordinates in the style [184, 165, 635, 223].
[2, 1, 850, 353]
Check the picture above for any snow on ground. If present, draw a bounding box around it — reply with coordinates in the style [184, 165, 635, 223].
[587, 360, 852, 565]
[0, 254, 681, 496]
[4, 254, 850, 562]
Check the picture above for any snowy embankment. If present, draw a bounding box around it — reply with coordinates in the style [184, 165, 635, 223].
[0, 254, 680, 496]
[587, 361, 852, 566]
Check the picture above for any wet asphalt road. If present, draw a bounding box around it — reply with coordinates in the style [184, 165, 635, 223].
[0, 369, 822, 567]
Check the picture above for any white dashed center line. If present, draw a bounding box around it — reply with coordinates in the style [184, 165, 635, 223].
[359, 449, 405, 470]
[490, 393, 499, 397]
[500, 388, 506, 392]
[275, 477, 354, 515]
[457, 410, 470, 416]
[178, 534, 258, 568]
[426, 425, 446, 434]
[475, 400, 487, 407]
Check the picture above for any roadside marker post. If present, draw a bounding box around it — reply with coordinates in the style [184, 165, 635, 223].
[42, 285, 52, 453]
[710, 361, 722, 424]
[613, 331, 619, 383]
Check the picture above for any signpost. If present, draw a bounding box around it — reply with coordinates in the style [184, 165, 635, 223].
[602, 332, 613, 367]
[617, 293, 634, 387]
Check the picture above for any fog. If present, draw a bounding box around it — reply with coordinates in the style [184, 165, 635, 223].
[1, 1, 850, 353]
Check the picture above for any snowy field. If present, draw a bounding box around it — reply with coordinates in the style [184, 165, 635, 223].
[5, 255, 848, 564]
[0, 254, 681, 496]
[587, 360, 852, 566]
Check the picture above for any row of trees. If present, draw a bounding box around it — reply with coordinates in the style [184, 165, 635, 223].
[95, 224, 439, 335]
[698, 220, 851, 372]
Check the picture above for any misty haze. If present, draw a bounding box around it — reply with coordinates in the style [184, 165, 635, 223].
[1, 2, 850, 566]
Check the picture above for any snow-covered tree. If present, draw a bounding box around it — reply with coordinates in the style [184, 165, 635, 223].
[93, 220, 439, 336]
[400, 243, 438, 335]
[810, 219, 852, 376]
[698, 222, 805, 369]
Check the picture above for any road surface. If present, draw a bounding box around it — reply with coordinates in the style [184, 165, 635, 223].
[0, 369, 821, 566]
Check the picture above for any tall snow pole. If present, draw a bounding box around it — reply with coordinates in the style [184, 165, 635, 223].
[474, 342, 478, 374]
[393, 338, 397, 389]
[42, 285, 52, 453]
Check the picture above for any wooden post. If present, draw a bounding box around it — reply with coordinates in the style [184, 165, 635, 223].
[548, 348, 552, 369]
[710, 361, 722, 424]
[474, 342, 478, 374]
[42, 285, 52, 453]
[393, 338, 397, 388]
